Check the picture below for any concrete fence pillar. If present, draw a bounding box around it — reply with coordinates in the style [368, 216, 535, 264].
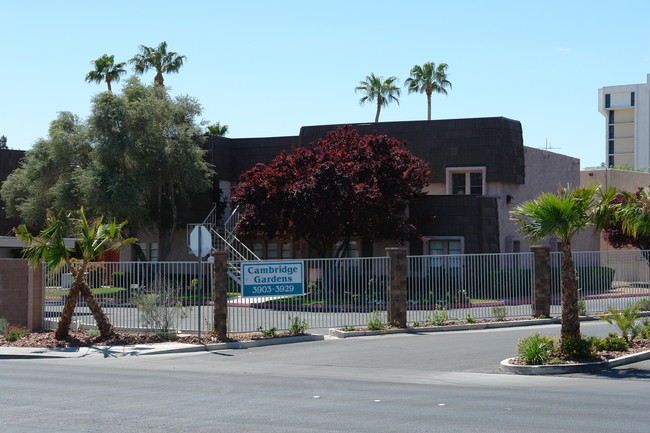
[531, 246, 551, 318]
[386, 247, 407, 328]
[212, 251, 229, 341]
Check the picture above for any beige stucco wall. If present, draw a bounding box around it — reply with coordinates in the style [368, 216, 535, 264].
[577, 168, 650, 252]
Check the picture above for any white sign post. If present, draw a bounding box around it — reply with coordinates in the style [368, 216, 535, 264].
[189, 225, 212, 340]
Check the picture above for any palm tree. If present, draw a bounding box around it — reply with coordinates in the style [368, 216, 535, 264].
[404, 62, 451, 121]
[206, 122, 229, 137]
[510, 185, 601, 342]
[355, 73, 400, 122]
[130, 41, 186, 86]
[15, 208, 135, 340]
[85, 54, 127, 93]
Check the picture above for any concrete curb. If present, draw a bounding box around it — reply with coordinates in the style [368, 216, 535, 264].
[0, 334, 325, 359]
[328, 318, 570, 338]
[500, 349, 650, 375]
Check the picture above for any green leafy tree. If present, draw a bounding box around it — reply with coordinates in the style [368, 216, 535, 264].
[0, 135, 7, 149]
[15, 208, 135, 340]
[130, 41, 186, 86]
[206, 122, 229, 136]
[510, 185, 603, 342]
[355, 73, 400, 122]
[0, 112, 92, 228]
[1, 79, 212, 260]
[404, 62, 451, 120]
[88, 78, 212, 260]
[85, 54, 127, 93]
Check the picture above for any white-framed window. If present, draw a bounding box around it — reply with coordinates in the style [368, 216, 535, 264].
[424, 237, 464, 268]
[446, 167, 486, 195]
[251, 241, 293, 259]
[149, 242, 158, 262]
[281, 242, 293, 259]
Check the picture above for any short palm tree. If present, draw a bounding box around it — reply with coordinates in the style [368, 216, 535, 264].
[85, 54, 127, 93]
[510, 185, 600, 342]
[206, 122, 229, 137]
[15, 208, 135, 340]
[355, 73, 400, 122]
[404, 62, 451, 120]
[130, 41, 186, 86]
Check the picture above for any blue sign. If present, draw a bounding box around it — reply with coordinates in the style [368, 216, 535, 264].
[241, 261, 305, 297]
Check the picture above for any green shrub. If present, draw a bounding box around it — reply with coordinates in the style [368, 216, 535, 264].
[517, 333, 554, 365]
[599, 303, 642, 342]
[560, 335, 594, 360]
[636, 298, 650, 312]
[596, 334, 629, 352]
[288, 315, 308, 335]
[578, 299, 587, 316]
[256, 326, 277, 337]
[5, 325, 30, 342]
[0, 317, 9, 334]
[425, 307, 448, 326]
[465, 314, 477, 324]
[492, 306, 507, 321]
[640, 321, 650, 339]
[366, 311, 385, 331]
[340, 325, 355, 332]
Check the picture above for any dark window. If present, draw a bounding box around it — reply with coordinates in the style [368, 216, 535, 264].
[451, 173, 466, 195]
[605, 94, 611, 108]
[609, 125, 615, 139]
[609, 140, 615, 154]
[631, 92, 635, 106]
[469, 172, 483, 195]
[608, 155, 614, 167]
[609, 110, 615, 124]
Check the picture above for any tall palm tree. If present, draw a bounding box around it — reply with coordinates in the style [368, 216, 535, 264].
[15, 208, 135, 340]
[206, 122, 229, 137]
[130, 41, 186, 86]
[405, 62, 451, 120]
[355, 73, 400, 122]
[510, 185, 602, 342]
[85, 54, 127, 93]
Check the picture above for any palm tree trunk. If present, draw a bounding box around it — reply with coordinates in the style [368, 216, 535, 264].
[560, 240, 580, 341]
[426, 92, 432, 121]
[79, 282, 115, 338]
[375, 101, 381, 123]
[54, 276, 83, 340]
[154, 71, 164, 86]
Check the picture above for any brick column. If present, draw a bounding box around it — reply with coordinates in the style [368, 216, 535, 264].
[386, 247, 407, 328]
[212, 251, 229, 341]
[531, 246, 551, 318]
[27, 263, 44, 330]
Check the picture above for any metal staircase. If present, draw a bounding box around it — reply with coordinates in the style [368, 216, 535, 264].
[197, 204, 260, 285]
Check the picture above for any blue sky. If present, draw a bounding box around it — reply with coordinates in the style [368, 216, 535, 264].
[2, 0, 650, 168]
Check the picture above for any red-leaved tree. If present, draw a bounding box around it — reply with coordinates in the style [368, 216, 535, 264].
[230, 126, 431, 257]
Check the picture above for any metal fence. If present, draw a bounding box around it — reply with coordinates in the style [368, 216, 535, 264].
[407, 253, 535, 323]
[226, 257, 391, 334]
[551, 250, 650, 314]
[43, 261, 213, 335]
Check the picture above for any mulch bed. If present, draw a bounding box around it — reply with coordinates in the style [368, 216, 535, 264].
[0, 330, 301, 348]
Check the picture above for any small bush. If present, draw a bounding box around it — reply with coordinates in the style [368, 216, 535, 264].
[517, 333, 554, 365]
[599, 303, 642, 342]
[597, 334, 629, 352]
[366, 311, 385, 331]
[637, 298, 650, 311]
[465, 314, 477, 324]
[425, 307, 448, 326]
[0, 317, 9, 334]
[5, 325, 30, 342]
[577, 299, 587, 316]
[256, 326, 277, 337]
[340, 325, 355, 332]
[560, 335, 594, 360]
[87, 329, 101, 337]
[492, 306, 507, 321]
[288, 315, 308, 335]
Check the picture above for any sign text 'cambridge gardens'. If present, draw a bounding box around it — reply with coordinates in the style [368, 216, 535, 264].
[241, 261, 305, 297]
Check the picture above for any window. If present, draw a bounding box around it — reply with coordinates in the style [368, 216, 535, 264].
[608, 110, 615, 124]
[631, 92, 635, 107]
[281, 243, 293, 259]
[425, 237, 463, 268]
[605, 93, 611, 108]
[252, 242, 264, 259]
[266, 242, 278, 259]
[149, 242, 158, 262]
[446, 167, 486, 195]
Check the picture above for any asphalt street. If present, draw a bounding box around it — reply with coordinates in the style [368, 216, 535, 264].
[1, 321, 649, 433]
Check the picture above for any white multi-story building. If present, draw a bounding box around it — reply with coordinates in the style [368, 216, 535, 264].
[598, 74, 650, 170]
